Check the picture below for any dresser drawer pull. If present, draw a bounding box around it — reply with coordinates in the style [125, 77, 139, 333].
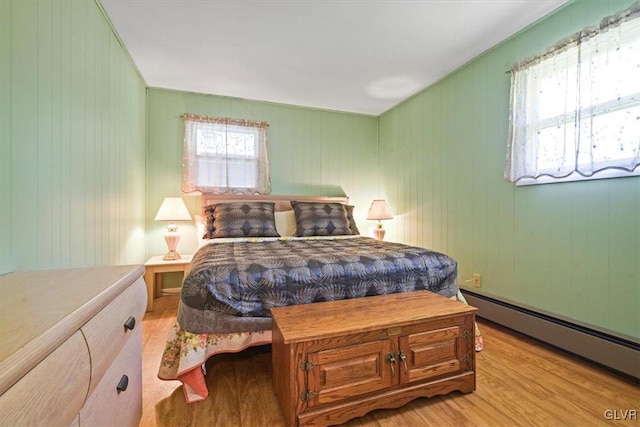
[124, 316, 136, 331]
[116, 375, 129, 393]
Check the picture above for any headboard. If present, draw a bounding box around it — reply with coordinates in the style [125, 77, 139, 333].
[200, 194, 350, 215]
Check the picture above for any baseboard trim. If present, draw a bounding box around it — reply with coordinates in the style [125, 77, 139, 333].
[461, 290, 640, 380]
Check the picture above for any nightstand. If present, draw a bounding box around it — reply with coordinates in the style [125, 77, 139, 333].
[144, 254, 193, 312]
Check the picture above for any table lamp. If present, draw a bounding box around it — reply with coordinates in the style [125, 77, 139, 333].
[366, 199, 393, 241]
[154, 197, 192, 260]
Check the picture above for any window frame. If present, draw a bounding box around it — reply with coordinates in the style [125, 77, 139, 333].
[506, 3, 640, 186]
[182, 115, 271, 195]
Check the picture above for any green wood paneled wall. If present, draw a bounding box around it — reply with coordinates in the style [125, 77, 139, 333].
[145, 88, 379, 257]
[1, 1, 11, 274]
[0, 0, 147, 273]
[378, 0, 639, 340]
[2, 0, 636, 342]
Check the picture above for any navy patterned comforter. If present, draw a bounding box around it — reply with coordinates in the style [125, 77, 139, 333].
[178, 236, 458, 334]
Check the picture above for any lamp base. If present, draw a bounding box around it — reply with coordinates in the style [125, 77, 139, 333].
[373, 225, 386, 241]
[162, 251, 182, 261]
[163, 231, 182, 260]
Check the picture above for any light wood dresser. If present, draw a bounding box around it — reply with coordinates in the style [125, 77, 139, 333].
[0, 265, 146, 426]
[271, 290, 478, 427]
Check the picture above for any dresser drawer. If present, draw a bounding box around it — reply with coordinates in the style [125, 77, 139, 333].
[79, 326, 142, 427]
[0, 331, 90, 426]
[81, 277, 146, 395]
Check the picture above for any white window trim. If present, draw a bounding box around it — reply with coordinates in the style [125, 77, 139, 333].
[516, 167, 640, 186]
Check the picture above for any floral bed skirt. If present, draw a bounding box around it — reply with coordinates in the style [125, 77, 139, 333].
[157, 291, 484, 403]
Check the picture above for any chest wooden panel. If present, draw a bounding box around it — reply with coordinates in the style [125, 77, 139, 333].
[271, 291, 477, 427]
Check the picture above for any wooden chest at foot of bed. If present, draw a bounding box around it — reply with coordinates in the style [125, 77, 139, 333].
[271, 291, 478, 427]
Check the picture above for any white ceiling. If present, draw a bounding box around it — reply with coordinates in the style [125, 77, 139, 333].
[99, 0, 569, 116]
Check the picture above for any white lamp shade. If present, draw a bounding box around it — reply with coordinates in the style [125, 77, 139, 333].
[366, 199, 393, 221]
[154, 197, 192, 221]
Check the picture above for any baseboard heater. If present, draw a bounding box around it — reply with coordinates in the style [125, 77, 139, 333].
[461, 289, 640, 381]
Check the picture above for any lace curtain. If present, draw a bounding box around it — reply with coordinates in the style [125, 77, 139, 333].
[505, 2, 640, 183]
[182, 114, 271, 194]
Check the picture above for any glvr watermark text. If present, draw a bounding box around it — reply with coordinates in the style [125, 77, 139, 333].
[604, 409, 637, 421]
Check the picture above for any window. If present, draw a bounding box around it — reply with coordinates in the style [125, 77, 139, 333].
[505, 3, 640, 185]
[182, 115, 271, 194]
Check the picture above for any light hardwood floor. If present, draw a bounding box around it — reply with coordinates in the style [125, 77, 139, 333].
[141, 296, 639, 427]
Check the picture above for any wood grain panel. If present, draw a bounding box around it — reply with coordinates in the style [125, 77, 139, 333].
[80, 326, 143, 427]
[0, 265, 145, 395]
[309, 339, 392, 406]
[377, 0, 640, 340]
[0, 331, 91, 426]
[82, 277, 147, 396]
[271, 291, 476, 344]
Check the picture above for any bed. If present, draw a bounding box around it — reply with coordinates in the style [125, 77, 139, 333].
[157, 194, 483, 403]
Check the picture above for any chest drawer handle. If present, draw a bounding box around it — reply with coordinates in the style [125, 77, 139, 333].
[124, 316, 136, 331]
[117, 375, 129, 393]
